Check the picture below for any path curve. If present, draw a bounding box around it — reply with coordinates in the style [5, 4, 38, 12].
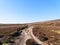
[15, 26, 48, 45]
[28, 26, 47, 45]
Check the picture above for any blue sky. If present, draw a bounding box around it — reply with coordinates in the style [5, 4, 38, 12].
[0, 0, 60, 23]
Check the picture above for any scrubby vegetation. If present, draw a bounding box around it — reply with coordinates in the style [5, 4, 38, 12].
[26, 39, 41, 45]
[0, 34, 4, 38]
[32, 25, 60, 45]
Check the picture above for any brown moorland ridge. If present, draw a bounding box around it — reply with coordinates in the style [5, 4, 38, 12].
[0, 19, 60, 45]
[31, 19, 60, 45]
[0, 19, 60, 35]
[0, 24, 27, 35]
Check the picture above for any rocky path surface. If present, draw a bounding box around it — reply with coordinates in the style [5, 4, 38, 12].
[15, 26, 48, 45]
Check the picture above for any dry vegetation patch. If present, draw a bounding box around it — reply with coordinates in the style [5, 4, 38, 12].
[32, 25, 60, 45]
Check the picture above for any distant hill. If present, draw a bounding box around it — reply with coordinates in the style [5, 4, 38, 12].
[0, 19, 60, 35]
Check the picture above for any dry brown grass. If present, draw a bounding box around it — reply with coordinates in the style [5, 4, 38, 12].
[32, 24, 60, 45]
[26, 39, 36, 45]
[0, 24, 27, 35]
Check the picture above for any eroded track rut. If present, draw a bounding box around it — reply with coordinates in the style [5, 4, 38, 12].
[14, 26, 48, 45]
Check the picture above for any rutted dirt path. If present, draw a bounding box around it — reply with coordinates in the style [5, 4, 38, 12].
[15, 26, 48, 45]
